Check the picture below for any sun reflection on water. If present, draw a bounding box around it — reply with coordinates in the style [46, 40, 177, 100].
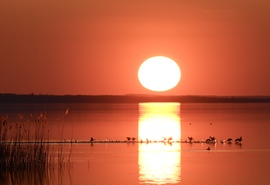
[138, 102, 181, 184]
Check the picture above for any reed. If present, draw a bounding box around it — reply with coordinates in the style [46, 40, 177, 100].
[0, 112, 71, 172]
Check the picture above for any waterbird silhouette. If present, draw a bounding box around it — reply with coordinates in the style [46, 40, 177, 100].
[167, 136, 173, 144]
[227, 138, 233, 144]
[235, 136, 242, 143]
[188, 136, 194, 142]
[162, 136, 167, 142]
[220, 140, 226, 144]
[204, 136, 217, 143]
[209, 136, 217, 143]
[227, 138, 232, 142]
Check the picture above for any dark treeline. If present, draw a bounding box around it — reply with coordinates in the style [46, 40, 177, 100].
[0, 94, 270, 103]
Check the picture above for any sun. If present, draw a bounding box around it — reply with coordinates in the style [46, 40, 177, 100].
[138, 56, 181, 92]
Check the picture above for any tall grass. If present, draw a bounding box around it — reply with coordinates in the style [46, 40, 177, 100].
[0, 113, 48, 171]
[0, 111, 72, 172]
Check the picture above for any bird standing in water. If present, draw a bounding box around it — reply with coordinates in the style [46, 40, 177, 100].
[188, 136, 194, 143]
[235, 136, 242, 144]
[227, 138, 233, 143]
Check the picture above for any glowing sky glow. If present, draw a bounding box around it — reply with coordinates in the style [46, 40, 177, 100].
[0, 0, 270, 95]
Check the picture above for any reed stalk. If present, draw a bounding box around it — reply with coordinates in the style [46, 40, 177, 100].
[0, 111, 72, 172]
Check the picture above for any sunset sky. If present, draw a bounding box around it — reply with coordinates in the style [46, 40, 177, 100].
[1, 0, 270, 96]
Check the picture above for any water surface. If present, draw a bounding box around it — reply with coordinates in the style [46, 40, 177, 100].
[0, 102, 270, 185]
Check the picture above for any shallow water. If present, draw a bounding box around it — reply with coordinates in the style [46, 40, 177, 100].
[0, 102, 270, 185]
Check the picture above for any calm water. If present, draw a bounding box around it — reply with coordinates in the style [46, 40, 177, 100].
[1, 102, 270, 185]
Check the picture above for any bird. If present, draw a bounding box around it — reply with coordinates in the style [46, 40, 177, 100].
[209, 136, 216, 143]
[220, 140, 226, 144]
[90, 137, 95, 142]
[206, 146, 211, 150]
[126, 137, 131, 141]
[132, 137, 136, 142]
[188, 136, 194, 142]
[162, 136, 167, 142]
[227, 138, 233, 143]
[235, 136, 242, 143]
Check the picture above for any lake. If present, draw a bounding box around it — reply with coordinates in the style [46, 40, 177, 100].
[0, 102, 270, 185]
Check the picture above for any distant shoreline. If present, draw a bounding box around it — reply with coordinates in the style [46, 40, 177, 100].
[0, 94, 270, 103]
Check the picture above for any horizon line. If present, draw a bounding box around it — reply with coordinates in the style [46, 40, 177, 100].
[1, 93, 270, 97]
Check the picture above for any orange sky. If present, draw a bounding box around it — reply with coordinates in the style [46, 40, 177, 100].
[0, 0, 270, 96]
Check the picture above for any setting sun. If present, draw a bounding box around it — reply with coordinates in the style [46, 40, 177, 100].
[138, 56, 181, 92]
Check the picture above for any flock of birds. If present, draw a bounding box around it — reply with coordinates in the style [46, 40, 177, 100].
[89, 136, 243, 151]
[187, 136, 243, 144]
[187, 136, 243, 150]
[86, 121, 244, 151]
